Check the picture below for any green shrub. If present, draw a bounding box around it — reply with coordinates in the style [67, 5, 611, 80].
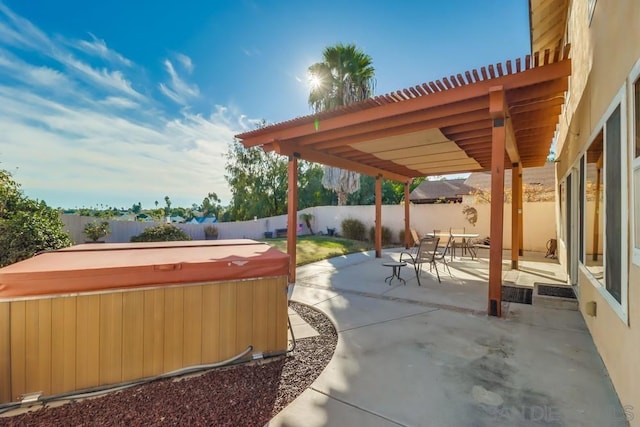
[398, 230, 405, 245]
[341, 218, 366, 241]
[130, 224, 191, 242]
[83, 221, 110, 242]
[369, 226, 393, 246]
[0, 169, 72, 267]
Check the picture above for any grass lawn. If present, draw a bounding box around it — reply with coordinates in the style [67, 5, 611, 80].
[263, 235, 373, 266]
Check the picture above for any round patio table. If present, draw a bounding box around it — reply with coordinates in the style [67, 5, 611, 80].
[383, 261, 407, 285]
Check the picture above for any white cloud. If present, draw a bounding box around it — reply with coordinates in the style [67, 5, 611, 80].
[0, 2, 53, 51]
[241, 47, 260, 57]
[100, 96, 139, 109]
[0, 4, 257, 208]
[0, 4, 145, 101]
[62, 54, 144, 99]
[0, 48, 70, 88]
[0, 85, 236, 205]
[159, 58, 200, 105]
[175, 53, 193, 73]
[71, 32, 133, 67]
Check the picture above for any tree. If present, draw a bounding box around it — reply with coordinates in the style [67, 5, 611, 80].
[164, 196, 172, 218]
[0, 169, 72, 267]
[131, 202, 142, 214]
[225, 141, 334, 220]
[225, 139, 288, 221]
[298, 162, 335, 208]
[308, 43, 376, 205]
[202, 192, 222, 219]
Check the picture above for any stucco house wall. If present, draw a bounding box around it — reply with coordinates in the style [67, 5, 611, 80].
[554, 0, 640, 420]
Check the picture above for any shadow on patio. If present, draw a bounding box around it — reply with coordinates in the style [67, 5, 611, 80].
[269, 249, 627, 426]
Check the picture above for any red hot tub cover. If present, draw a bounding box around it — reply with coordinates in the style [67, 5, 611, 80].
[0, 240, 290, 299]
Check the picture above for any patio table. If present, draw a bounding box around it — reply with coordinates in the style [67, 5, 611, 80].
[383, 261, 407, 285]
[427, 232, 480, 259]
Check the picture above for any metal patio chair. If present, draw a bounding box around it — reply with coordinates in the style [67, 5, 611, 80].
[400, 236, 451, 284]
[449, 227, 466, 260]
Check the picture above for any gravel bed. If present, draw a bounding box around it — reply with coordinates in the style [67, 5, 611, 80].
[0, 302, 337, 427]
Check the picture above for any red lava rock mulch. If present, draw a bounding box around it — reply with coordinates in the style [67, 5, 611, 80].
[0, 302, 336, 427]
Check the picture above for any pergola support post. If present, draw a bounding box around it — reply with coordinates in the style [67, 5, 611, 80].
[488, 86, 506, 317]
[404, 181, 411, 249]
[375, 175, 382, 258]
[518, 166, 524, 256]
[287, 155, 298, 283]
[511, 162, 522, 269]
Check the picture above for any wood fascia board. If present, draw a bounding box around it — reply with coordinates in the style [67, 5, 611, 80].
[237, 60, 571, 148]
[272, 142, 411, 182]
[506, 77, 568, 103]
[293, 97, 489, 147]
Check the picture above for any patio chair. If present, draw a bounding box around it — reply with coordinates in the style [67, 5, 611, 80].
[409, 229, 421, 253]
[449, 227, 466, 260]
[432, 229, 447, 254]
[434, 235, 453, 278]
[400, 236, 443, 284]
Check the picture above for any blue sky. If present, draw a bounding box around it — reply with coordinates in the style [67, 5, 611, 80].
[0, 0, 530, 209]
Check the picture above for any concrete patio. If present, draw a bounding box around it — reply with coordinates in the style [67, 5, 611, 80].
[270, 249, 628, 426]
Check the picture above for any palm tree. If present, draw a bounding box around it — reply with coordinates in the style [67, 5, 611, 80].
[308, 43, 375, 205]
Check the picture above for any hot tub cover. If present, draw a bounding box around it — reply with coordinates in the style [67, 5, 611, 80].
[0, 240, 289, 298]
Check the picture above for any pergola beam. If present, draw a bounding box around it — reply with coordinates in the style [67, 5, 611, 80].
[239, 60, 570, 148]
[272, 142, 410, 183]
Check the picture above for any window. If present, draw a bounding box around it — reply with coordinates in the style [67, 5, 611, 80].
[559, 181, 565, 241]
[633, 75, 640, 265]
[566, 173, 573, 277]
[582, 87, 628, 321]
[588, 0, 597, 24]
[585, 134, 603, 281]
[605, 106, 623, 302]
[578, 155, 585, 265]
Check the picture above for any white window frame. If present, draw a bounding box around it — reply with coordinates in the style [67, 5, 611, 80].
[588, 0, 597, 24]
[630, 58, 640, 266]
[579, 84, 628, 324]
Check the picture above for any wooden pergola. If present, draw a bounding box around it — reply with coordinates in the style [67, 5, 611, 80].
[236, 46, 571, 317]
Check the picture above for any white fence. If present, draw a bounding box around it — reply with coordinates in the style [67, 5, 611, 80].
[61, 201, 556, 252]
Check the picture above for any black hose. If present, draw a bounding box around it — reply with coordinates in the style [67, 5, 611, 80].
[0, 345, 253, 414]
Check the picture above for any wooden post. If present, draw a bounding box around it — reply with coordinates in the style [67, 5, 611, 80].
[375, 175, 382, 258]
[488, 87, 506, 317]
[518, 165, 524, 256]
[287, 155, 298, 283]
[404, 181, 411, 249]
[511, 163, 521, 269]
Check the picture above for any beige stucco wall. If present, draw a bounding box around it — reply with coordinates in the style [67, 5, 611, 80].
[63, 202, 556, 252]
[555, 0, 640, 421]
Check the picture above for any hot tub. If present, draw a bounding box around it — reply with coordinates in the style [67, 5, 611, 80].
[0, 240, 289, 404]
